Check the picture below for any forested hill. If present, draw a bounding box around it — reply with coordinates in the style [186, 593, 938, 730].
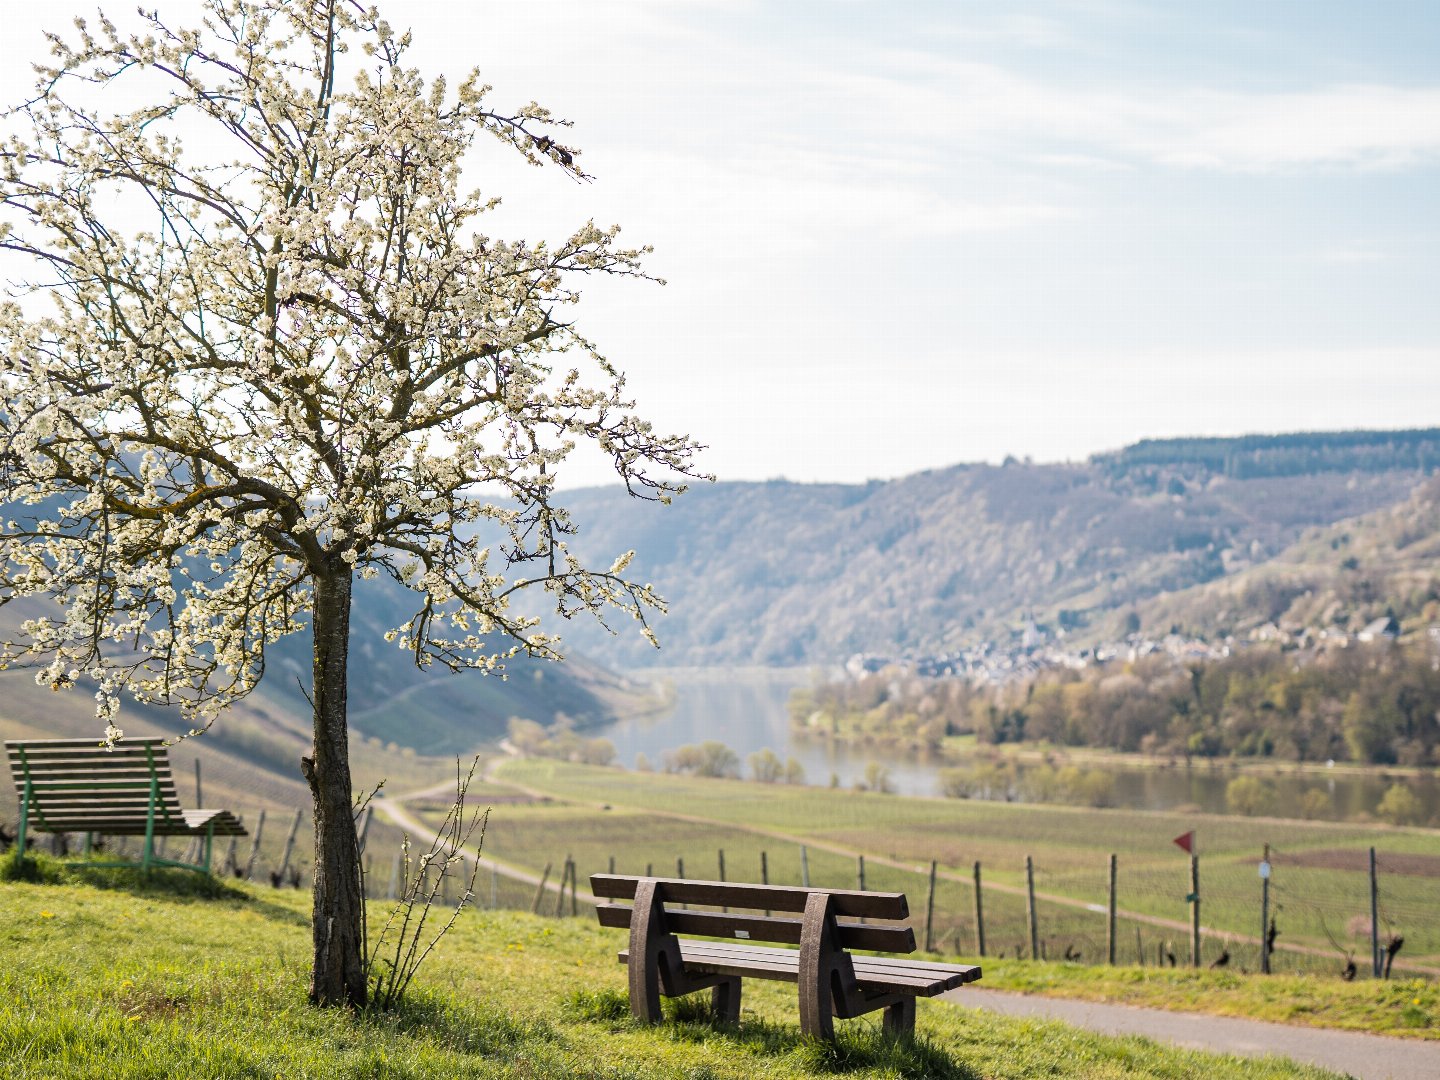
[544, 430, 1440, 667]
[1095, 429, 1440, 483]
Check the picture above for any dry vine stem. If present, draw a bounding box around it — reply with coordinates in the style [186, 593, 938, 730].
[366, 757, 489, 1011]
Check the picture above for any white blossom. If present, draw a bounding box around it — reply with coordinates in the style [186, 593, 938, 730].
[0, 0, 708, 736]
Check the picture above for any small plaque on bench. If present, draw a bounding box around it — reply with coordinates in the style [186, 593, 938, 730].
[735, 930, 750, 939]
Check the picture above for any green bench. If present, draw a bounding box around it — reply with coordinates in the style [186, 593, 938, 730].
[591, 874, 981, 1040]
[6, 737, 246, 874]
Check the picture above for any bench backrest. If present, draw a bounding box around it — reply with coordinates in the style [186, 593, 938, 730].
[591, 874, 916, 953]
[6, 738, 188, 834]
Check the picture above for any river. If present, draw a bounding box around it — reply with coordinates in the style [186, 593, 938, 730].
[595, 667, 1440, 824]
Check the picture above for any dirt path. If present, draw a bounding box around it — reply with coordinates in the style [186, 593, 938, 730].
[945, 988, 1440, 1080]
[374, 793, 599, 909]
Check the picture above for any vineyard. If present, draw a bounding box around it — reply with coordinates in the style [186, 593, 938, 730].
[468, 759, 1439, 978]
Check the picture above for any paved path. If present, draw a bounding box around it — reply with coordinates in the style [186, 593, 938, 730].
[942, 988, 1440, 1079]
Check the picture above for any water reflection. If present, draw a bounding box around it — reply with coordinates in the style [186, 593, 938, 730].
[596, 668, 1440, 823]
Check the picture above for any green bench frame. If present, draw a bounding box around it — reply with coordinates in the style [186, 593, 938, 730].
[6, 737, 246, 874]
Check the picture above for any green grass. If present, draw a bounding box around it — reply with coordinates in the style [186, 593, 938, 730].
[0, 875, 1350, 1078]
[488, 760, 1440, 974]
[977, 958, 1439, 1039]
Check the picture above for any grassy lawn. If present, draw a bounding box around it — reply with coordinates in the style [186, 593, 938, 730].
[487, 760, 1440, 975]
[0, 868, 1358, 1079]
[975, 958, 1437, 1039]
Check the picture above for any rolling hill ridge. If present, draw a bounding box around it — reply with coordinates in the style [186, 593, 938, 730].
[544, 429, 1440, 666]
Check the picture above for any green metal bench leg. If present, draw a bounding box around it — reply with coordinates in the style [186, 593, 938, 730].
[141, 766, 159, 873]
[16, 774, 30, 857]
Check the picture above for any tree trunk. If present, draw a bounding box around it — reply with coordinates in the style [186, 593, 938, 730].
[307, 566, 367, 1007]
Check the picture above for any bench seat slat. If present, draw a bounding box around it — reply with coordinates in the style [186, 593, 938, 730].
[590, 874, 908, 920]
[29, 813, 245, 836]
[618, 942, 973, 998]
[677, 941, 978, 987]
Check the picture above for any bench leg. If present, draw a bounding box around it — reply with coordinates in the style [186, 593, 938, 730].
[798, 973, 835, 1041]
[882, 996, 916, 1038]
[628, 953, 664, 1024]
[710, 977, 741, 1023]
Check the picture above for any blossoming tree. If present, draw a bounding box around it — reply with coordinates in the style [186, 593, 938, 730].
[0, 0, 701, 1006]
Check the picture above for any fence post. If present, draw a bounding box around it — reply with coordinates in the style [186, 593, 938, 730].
[389, 850, 401, 900]
[718, 848, 727, 912]
[1260, 843, 1271, 974]
[1190, 853, 1201, 968]
[973, 860, 986, 957]
[1135, 925, 1144, 966]
[243, 809, 266, 881]
[800, 845, 809, 888]
[357, 806, 374, 854]
[924, 859, 938, 953]
[1107, 853, 1117, 966]
[531, 861, 552, 914]
[194, 759, 202, 808]
[1025, 855, 1039, 961]
[554, 857, 571, 917]
[490, 864, 499, 910]
[1369, 847, 1381, 978]
[278, 808, 303, 885]
[855, 854, 868, 923]
[761, 850, 770, 916]
[608, 854, 615, 875]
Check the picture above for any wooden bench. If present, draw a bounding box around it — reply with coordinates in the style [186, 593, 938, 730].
[6, 737, 246, 874]
[591, 874, 981, 1040]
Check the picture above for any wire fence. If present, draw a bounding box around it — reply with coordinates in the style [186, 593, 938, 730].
[9, 796, 1433, 980]
[468, 840, 1437, 980]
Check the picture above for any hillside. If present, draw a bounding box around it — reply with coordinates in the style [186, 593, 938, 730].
[1124, 473, 1440, 644]
[0, 568, 658, 813]
[542, 430, 1438, 666]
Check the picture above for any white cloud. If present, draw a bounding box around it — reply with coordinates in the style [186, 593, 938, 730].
[1158, 84, 1440, 172]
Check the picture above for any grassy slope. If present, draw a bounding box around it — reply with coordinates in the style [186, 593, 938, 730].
[487, 761, 1440, 975]
[0, 875, 1346, 1080]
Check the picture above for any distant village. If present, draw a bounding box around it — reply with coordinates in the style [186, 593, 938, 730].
[844, 614, 1407, 687]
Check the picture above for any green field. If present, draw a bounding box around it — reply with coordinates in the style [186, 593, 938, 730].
[483, 760, 1440, 976]
[0, 873, 1355, 1078]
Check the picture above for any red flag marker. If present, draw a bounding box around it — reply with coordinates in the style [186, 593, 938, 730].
[1173, 831, 1194, 854]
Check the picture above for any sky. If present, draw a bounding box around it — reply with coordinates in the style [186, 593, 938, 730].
[3, 1, 1439, 488]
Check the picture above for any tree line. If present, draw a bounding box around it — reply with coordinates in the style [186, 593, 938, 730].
[1096, 429, 1440, 480]
[793, 640, 1440, 767]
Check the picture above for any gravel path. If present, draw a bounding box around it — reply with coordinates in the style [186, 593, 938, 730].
[942, 987, 1440, 1079]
